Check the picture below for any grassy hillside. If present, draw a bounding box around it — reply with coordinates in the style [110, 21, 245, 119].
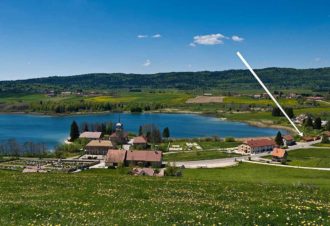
[0, 164, 329, 225]
[1, 67, 330, 92]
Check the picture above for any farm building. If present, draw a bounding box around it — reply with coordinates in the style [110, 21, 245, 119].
[238, 138, 276, 154]
[271, 148, 288, 163]
[105, 149, 127, 167]
[126, 150, 162, 168]
[105, 150, 163, 168]
[85, 140, 114, 155]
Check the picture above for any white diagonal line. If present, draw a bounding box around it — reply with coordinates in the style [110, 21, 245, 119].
[236, 51, 303, 137]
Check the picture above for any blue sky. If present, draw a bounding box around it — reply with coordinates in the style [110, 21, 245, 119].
[0, 0, 329, 80]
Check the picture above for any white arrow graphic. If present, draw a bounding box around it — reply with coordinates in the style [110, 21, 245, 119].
[236, 51, 304, 137]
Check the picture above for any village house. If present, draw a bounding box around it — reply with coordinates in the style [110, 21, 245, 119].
[79, 131, 102, 140]
[105, 149, 127, 167]
[238, 138, 276, 154]
[131, 136, 148, 149]
[271, 148, 288, 163]
[85, 140, 114, 155]
[282, 134, 295, 146]
[126, 150, 162, 168]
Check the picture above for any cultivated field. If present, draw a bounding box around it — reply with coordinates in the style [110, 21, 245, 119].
[186, 96, 224, 104]
[0, 164, 329, 225]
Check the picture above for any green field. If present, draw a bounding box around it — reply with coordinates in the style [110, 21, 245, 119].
[163, 150, 240, 161]
[286, 148, 330, 168]
[0, 164, 329, 225]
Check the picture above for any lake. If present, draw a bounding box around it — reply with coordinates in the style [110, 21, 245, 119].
[0, 113, 287, 149]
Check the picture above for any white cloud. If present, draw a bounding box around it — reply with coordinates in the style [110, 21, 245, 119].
[137, 34, 148, 39]
[143, 59, 151, 67]
[232, 35, 244, 42]
[190, 34, 226, 46]
[152, 34, 161, 38]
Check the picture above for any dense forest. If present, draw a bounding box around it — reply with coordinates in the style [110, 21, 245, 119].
[1, 67, 330, 93]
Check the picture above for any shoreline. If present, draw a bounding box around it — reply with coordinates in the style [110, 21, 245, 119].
[0, 109, 293, 139]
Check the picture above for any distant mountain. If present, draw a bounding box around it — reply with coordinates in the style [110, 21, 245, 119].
[1, 67, 330, 93]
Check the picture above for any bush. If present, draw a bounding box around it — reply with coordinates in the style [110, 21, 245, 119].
[164, 163, 182, 177]
[225, 137, 235, 142]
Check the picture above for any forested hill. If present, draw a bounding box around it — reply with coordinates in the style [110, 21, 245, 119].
[1, 67, 330, 93]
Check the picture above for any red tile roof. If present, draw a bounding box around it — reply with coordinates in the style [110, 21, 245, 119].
[283, 135, 294, 141]
[106, 150, 126, 163]
[126, 150, 162, 162]
[133, 136, 148, 144]
[244, 138, 276, 148]
[271, 148, 287, 158]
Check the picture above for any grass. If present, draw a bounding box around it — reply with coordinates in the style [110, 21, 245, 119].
[198, 141, 241, 149]
[285, 148, 330, 168]
[312, 143, 330, 147]
[163, 150, 240, 161]
[0, 164, 329, 225]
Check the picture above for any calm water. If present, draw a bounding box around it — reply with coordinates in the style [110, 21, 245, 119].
[0, 113, 287, 149]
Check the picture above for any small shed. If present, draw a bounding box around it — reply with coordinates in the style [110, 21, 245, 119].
[271, 148, 288, 163]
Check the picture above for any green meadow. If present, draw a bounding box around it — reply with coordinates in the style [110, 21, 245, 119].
[163, 150, 240, 161]
[0, 164, 329, 225]
[286, 148, 330, 168]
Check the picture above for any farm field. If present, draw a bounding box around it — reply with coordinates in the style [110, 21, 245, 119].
[0, 164, 329, 225]
[286, 148, 330, 168]
[223, 96, 299, 106]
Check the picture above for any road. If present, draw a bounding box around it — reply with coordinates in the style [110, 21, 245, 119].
[168, 139, 324, 169]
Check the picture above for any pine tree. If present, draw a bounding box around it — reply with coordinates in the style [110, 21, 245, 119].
[275, 131, 283, 146]
[162, 127, 170, 138]
[304, 116, 313, 128]
[314, 117, 322, 130]
[138, 126, 143, 136]
[70, 121, 80, 141]
[326, 121, 330, 131]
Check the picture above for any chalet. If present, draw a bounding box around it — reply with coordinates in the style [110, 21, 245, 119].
[105, 149, 127, 167]
[282, 135, 295, 146]
[79, 132, 102, 140]
[132, 136, 148, 149]
[238, 138, 276, 154]
[271, 148, 288, 163]
[126, 150, 162, 168]
[85, 140, 114, 155]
